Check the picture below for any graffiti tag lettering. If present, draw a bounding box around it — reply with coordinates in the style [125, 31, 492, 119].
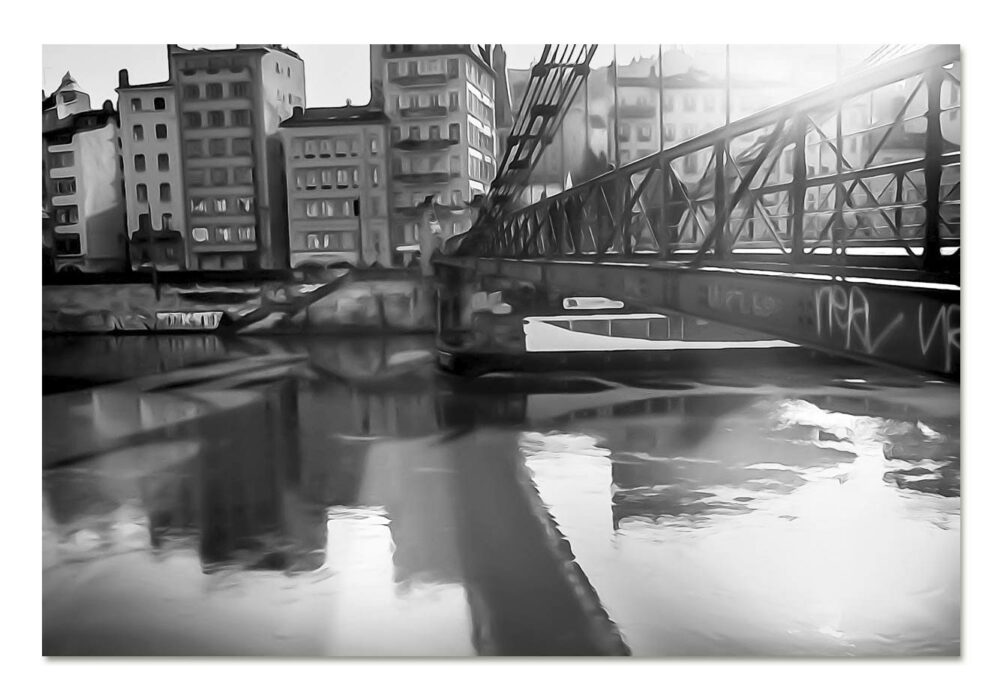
[706, 284, 781, 318]
[155, 311, 224, 331]
[918, 303, 960, 374]
[814, 286, 904, 355]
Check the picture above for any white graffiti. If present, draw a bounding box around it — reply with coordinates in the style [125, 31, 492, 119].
[918, 303, 960, 374]
[155, 311, 224, 331]
[706, 284, 781, 318]
[814, 286, 904, 355]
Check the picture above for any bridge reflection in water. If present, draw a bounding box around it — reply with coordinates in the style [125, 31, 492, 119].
[43, 335, 959, 656]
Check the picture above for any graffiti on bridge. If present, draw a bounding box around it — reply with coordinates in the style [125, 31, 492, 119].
[814, 285, 960, 373]
[704, 283, 782, 319]
[155, 311, 225, 331]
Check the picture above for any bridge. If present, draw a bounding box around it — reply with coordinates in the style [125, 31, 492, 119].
[433, 44, 961, 380]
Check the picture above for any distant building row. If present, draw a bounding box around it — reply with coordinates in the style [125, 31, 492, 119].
[42, 44, 504, 273]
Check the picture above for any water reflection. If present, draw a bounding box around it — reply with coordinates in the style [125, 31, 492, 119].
[43, 335, 960, 656]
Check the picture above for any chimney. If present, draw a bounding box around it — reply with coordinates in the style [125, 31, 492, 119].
[103, 99, 115, 113]
[292, 106, 304, 118]
[118, 69, 129, 88]
[346, 98, 352, 107]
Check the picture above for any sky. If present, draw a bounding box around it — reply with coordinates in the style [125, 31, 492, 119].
[42, 44, 882, 109]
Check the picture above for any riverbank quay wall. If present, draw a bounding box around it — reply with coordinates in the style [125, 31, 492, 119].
[42, 269, 436, 335]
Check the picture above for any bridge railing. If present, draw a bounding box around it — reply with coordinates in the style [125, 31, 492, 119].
[461, 45, 960, 274]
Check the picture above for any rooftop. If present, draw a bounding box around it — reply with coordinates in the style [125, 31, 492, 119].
[280, 104, 389, 128]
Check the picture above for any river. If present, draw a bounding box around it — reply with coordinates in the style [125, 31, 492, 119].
[41, 334, 960, 657]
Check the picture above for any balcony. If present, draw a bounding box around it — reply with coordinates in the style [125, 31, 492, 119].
[393, 137, 459, 152]
[389, 72, 449, 88]
[620, 103, 657, 118]
[393, 171, 457, 185]
[399, 105, 448, 119]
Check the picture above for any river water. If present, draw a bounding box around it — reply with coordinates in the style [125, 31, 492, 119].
[42, 334, 960, 657]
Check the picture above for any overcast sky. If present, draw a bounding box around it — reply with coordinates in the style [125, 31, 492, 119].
[42, 44, 880, 109]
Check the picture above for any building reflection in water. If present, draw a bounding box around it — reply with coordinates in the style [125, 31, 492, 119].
[42, 335, 960, 656]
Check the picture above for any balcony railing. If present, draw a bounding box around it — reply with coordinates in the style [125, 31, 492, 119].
[393, 171, 457, 185]
[399, 105, 448, 118]
[393, 137, 459, 152]
[390, 72, 449, 87]
[620, 103, 657, 118]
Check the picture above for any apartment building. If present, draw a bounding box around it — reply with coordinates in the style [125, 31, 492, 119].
[42, 73, 127, 273]
[371, 45, 498, 265]
[279, 105, 391, 268]
[168, 44, 305, 271]
[116, 69, 187, 270]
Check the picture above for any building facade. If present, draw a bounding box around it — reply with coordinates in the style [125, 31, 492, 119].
[279, 106, 391, 269]
[42, 73, 127, 273]
[371, 45, 498, 265]
[116, 70, 187, 270]
[168, 44, 305, 271]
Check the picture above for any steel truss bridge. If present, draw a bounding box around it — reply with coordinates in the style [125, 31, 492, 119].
[436, 44, 961, 380]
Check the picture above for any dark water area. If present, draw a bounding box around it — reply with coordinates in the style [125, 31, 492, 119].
[42, 335, 960, 657]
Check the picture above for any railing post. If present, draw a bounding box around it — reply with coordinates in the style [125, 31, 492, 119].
[790, 114, 807, 263]
[923, 66, 944, 271]
[713, 141, 728, 258]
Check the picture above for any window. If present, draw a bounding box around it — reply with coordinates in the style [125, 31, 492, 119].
[237, 225, 255, 241]
[206, 83, 223, 99]
[449, 91, 459, 112]
[211, 168, 228, 186]
[449, 155, 460, 175]
[369, 135, 378, 155]
[447, 58, 459, 78]
[132, 125, 144, 141]
[183, 85, 199, 99]
[185, 140, 203, 157]
[131, 98, 142, 111]
[157, 154, 169, 171]
[154, 97, 165, 111]
[390, 127, 401, 144]
[306, 233, 321, 249]
[209, 138, 227, 156]
[371, 165, 380, 187]
[191, 227, 209, 242]
[320, 140, 334, 158]
[52, 178, 76, 195]
[136, 184, 148, 202]
[234, 166, 253, 184]
[208, 111, 225, 127]
[664, 96, 675, 112]
[233, 137, 252, 155]
[449, 123, 460, 141]
[618, 124, 631, 140]
[683, 124, 695, 139]
[155, 123, 167, 139]
[232, 82, 250, 98]
[664, 124, 676, 141]
[236, 196, 253, 213]
[190, 198, 208, 214]
[134, 155, 146, 172]
[369, 197, 380, 216]
[54, 205, 79, 224]
[231, 110, 251, 126]
[188, 169, 205, 186]
[684, 153, 698, 174]
[54, 234, 81, 256]
[336, 169, 348, 188]
[305, 201, 321, 218]
[638, 125, 652, 142]
[215, 226, 231, 242]
[49, 151, 74, 168]
[620, 149, 630, 162]
[184, 112, 202, 129]
[335, 139, 348, 157]
[429, 125, 441, 141]
[683, 95, 696, 112]
[159, 183, 171, 202]
[214, 197, 228, 213]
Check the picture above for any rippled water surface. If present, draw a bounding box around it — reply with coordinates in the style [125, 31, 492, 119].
[42, 335, 960, 656]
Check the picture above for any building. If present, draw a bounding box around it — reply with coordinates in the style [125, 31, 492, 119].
[371, 45, 499, 265]
[116, 69, 187, 270]
[42, 73, 127, 273]
[167, 44, 305, 271]
[279, 105, 391, 269]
